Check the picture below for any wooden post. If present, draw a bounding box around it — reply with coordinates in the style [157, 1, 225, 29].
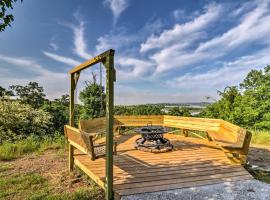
[105, 51, 115, 200]
[68, 143, 74, 172]
[182, 129, 189, 137]
[69, 73, 75, 172]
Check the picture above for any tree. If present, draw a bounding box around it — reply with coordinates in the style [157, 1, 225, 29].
[114, 105, 131, 115]
[130, 105, 164, 115]
[0, 85, 13, 97]
[168, 107, 183, 116]
[42, 95, 69, 133]
[182, 107, 191, 117]
[168, 106, 191, 117]
[0, 0, 22, 32]
[79, 80, 106, 120]
[10, 82, 47, 108]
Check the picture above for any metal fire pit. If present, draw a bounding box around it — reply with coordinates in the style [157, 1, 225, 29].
[134, 126, 173, 153]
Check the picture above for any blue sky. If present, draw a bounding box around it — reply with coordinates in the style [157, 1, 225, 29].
[0, 0, 270, 104]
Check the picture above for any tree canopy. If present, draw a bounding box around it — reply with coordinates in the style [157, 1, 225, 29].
[10, 82, 47, 109]
[0, 0, 22, 32]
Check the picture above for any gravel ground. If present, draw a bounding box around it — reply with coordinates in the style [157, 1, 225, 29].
[121, 180, 270, 200]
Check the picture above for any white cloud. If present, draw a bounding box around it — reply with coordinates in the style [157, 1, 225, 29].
[49, 42, 59, 51]
[152, 1, 270, 74]
[140, 3, 222, 53]
[0, 54, 43, 69]
[172, 9, 185, 20]
[95, 32, 137, 53]
[116, 57, 154, 81]
[72, 19, 92, 59]
[0, 54, 68, 99]
[104, 0, 129, 25]
[167, 47, 270, 91]
[196, 2, 270, 53]
[43, 51, 81, 66]
[60, 12, 92, 60]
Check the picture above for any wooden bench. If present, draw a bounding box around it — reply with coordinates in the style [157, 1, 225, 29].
[163, 116, 251, 164]
[64, 125, 117, 161]
[207, 120, 251, 164]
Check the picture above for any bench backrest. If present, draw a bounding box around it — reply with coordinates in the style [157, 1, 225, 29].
[163, 115, 220, 132]
[218, 120, 251, 147]
[64, 125, 89, 154]
[114, 115, 164, 127]
[79, 117, 106, 133]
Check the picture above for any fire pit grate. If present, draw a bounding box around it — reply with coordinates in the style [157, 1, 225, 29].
[134, 126, 173, 153]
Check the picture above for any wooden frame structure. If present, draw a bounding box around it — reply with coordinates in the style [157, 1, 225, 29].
[68, 49, 116, 200]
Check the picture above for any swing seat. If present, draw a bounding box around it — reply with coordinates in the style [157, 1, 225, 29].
[64, 125, 117, 161]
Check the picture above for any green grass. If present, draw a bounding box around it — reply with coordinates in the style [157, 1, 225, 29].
[0, 172, 49, 200]
[0, 167, 103, 200]
[251, 130, 270, 146]
[0, 134, 65, 161]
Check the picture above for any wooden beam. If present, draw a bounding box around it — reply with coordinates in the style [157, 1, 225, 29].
[105, 52, 115, 200]
[69, 49, 115, 74]
[69, 73, 75, 127]
[68, 143, 74, 172]
[68, 73, 76, 172]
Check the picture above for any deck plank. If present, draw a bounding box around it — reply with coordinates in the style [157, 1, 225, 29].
[73, 134, 252, 198]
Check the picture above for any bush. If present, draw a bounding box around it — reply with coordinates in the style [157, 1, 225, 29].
[0, 101, 51, 141]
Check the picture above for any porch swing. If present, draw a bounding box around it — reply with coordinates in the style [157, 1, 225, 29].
[66, 59, 117, 161]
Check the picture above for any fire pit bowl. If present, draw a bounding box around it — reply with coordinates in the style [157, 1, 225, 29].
[134, 126, 173, 153]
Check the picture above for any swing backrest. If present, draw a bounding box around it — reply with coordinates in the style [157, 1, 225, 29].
[79, 117, 106, 133]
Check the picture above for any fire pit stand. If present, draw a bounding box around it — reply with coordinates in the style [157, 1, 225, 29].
[134, 126, 173, 153]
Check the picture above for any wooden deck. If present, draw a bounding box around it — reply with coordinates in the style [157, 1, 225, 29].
[73, 134, 252, 199]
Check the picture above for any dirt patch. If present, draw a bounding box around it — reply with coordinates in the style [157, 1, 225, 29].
[0, 149, 102, 196]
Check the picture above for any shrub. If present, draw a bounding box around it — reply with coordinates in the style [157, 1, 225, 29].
[0, 101, 51, 141]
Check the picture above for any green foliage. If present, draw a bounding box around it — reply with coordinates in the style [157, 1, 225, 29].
[114, 104, 164, 115]
[0, 86, 12, 97]
[10, 82, 47, 109]
[114, 105, 131, 115]
[79, 81, 105, 120]
[168, 106, 191, 116]
[202, 66, 270, 129]
[130, 104, 164, 115]
[0, 101, 51, 141]
[42, 95, 69, 133]
[0, 134, 65, 161]
[0, 0, 22, 32]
